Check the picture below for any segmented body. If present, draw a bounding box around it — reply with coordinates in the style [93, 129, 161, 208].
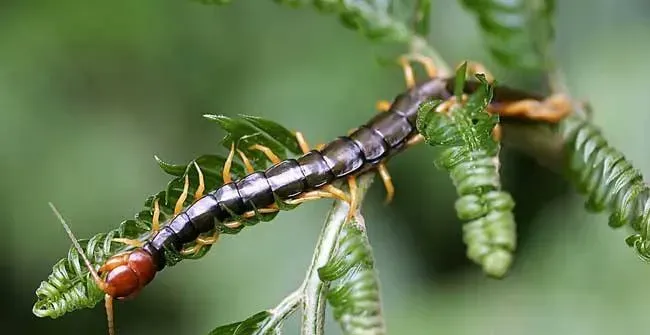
[142, 78, 543, 272]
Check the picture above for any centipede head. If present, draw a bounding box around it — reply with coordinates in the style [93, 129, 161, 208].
[98, 250, 157, 300]
[49, 203, 156, 335]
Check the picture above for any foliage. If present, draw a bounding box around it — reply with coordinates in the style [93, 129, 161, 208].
[561, 114, 650, 260]
[32, 0, 650, 334]
[209, 311, 274, 335]
[33, 115, 303, 319]
[459, 0, 557, 71]
[416, 68, 516, 278]
[318, 219, 385, 334]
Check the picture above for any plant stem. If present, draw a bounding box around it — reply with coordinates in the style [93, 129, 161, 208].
[258, 289, 303, 333]
[300, 173, 376, 335]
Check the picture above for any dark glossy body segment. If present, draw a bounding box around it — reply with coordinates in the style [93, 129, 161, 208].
[143, 78, 543, 269]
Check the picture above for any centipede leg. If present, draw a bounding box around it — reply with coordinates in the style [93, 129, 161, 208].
[295, 130, 325, 153]
[346, 176, 358, 220]
[410, 54, 438, 78]
[406, 134, 425, 147]
[377, 163, 395, 204]
[193, 161, 205, 200]
[399, 56, 417, 89]
[114, 200, 155, 244]
[284, 190, 347, 205]
[295, 131, 310, 155]
[223, 143, 236, 184]
[292, 131, 351, 204]
[249, 144, 282, 164]
[118, 197, 161, 243]
[111, 238, 144, 248]
[181, 231, 220, 256]
[174, 174, 190, 216]
[376, 100, 392, 112]
[237, 150, 255, 174]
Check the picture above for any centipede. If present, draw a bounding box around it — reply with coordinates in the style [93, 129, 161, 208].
[37, 57, 573, 334]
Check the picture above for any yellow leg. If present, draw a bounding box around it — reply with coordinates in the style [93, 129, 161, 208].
[377, 163, 395, 204]
[193, 162, 205, 201]
[346, 176, 358, 221]
[321, 185, 351, 202]
[376, 100, 392, 112]
[180, 231, 220, 256]
[410, 54, 438, 78]
[223, 221, 242, 229]
[151, 198, 161, 233]
[406, 134, 425, 147]
[241, 205, 280, 219]
[284, 190, 346, 205]
[399, 54, 439, 89]
[290, 130, 353, 206]
[237, 149, 255, 174]
[399, 56, 416, 89]
[174, 174, 189, 216]
[111, 238, 144, 248]
[249, 144, 282, 164]
[223, 143, 236, 184]
[295, 131, 310, 155]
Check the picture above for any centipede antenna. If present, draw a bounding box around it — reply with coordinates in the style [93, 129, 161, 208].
[48, 202, 115, 335]
[105, 295, 115, 335]
[48, 202, 106, 289]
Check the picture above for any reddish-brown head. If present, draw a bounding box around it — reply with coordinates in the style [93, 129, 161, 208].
[98, 249, 157, 300]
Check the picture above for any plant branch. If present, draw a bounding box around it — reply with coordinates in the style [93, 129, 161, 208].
[301, 173, 376, 335]
[257, 289, 302, 333]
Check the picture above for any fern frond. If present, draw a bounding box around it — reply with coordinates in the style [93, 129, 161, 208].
[195, 0, 412, 42]
[33, 115, 303, 319]
[416, 70, 516, 278]
[561, 114, 650, 261]
[209, 311, 273, 335]
[460, 0, 556, 71]
[318, 219, 386, 335]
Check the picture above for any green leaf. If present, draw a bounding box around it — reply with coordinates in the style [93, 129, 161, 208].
[459, 0, 557, 71]
[318, 220, 385, 335]
[560, 114, 650, 261]
[197, 0, 413, 42]
[240, 115, 303, 155]
[33, 115, 307, 319]
[154, 155, 187, 176]
[209, 311, 272, 335]
[454, 61, 468, 101]
[416, 78, 516, 278]
[204, 114, 301, 170]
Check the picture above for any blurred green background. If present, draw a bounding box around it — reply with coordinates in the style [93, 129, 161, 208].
[3, 0, 650, 334]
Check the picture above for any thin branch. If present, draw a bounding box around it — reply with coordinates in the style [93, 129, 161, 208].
[258, 289, 303, 333]
[301, 173, 376, 335]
